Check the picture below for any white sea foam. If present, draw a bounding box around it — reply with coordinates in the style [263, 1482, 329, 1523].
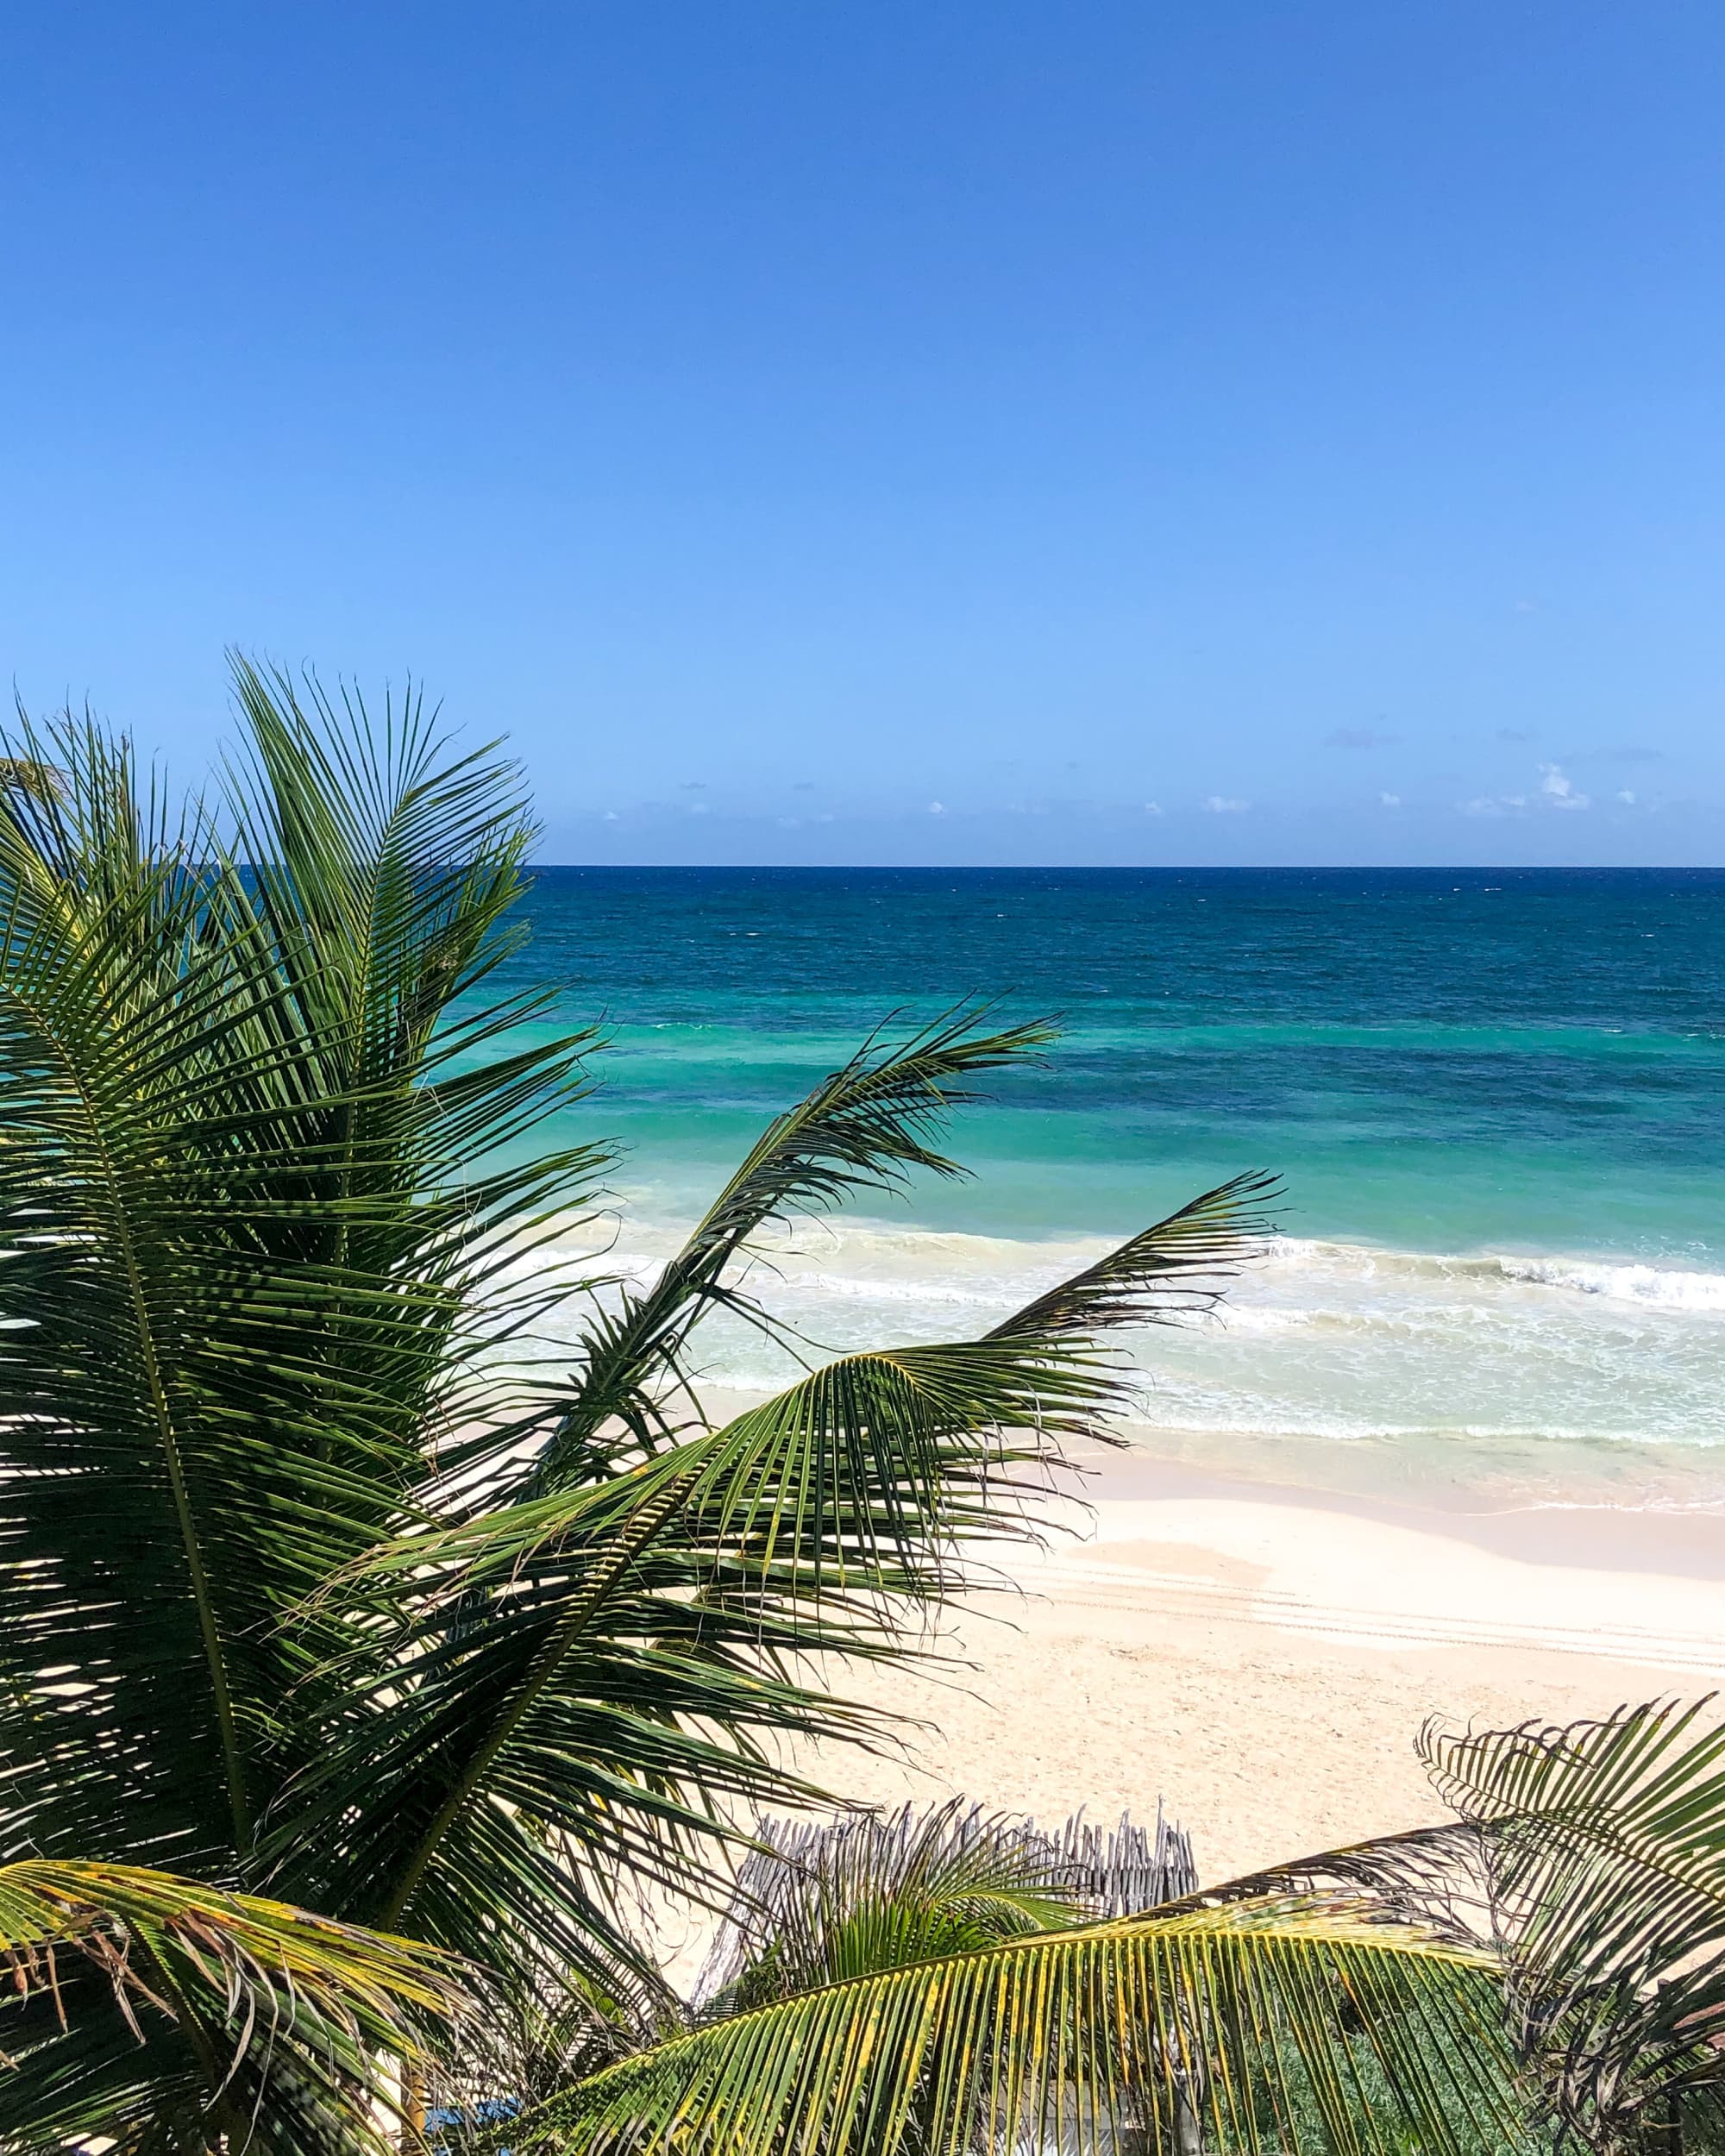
[1488, 1254, 1725, 1311]
[1258, 1236, 1725, 1313]
[523, 1210, 1725, 1460]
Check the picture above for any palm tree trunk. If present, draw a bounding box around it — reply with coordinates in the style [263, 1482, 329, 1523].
[1173, 2079, 1203, 2156]
[402, 2060, 428, 2151]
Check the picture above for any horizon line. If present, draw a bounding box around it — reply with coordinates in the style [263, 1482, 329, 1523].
[523, 859, 1723, 873]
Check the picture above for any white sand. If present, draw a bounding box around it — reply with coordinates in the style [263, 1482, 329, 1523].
[781, 1452, 1725, 1888]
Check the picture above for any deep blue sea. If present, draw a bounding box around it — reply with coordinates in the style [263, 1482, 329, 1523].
[492, 868, 1725, 1509]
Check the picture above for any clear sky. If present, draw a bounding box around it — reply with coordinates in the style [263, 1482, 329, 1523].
[5, 3, 1723, 864]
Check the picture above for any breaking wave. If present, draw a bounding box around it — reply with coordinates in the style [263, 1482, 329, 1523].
[532, 1212, 1725, 1463]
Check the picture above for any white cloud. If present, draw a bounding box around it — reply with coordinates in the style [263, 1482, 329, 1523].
[1617, 789, 1637, 805]
[602, 809, 619, 822]
[1202, 794, 1249, 813]
[1379, 792, 1401, 808]
[1539, 763, 1590, 810]
[1143, 800, 1163, 815]
[927, 800, 946, 816]
[1463, 767, 1596, 818]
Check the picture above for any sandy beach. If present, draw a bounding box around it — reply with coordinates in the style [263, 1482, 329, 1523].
[777, 1445, 1725, 1890]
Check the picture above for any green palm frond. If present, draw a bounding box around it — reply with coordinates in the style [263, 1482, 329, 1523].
[1421, 1697, 1725, 2153]
[222, 653, 562, 1100]
[504, 1894, 1521, 2156]
[990, 1169, 1281, 1340]
[0, 1858, 462, 2153]
[218, 653, 615, 1477]
[0, 710, 381, 1864]
[274, 1231, 1270, 1970]
[527, 1010, 1062, 1489]
[268, 1338, 1093, 1962]
[0, 676, 605, 1877]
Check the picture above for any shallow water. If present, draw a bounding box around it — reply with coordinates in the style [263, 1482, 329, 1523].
[483, 867, 1725, 1508]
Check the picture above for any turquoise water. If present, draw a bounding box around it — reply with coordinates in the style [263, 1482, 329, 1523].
[493, 868, 1725, 1507]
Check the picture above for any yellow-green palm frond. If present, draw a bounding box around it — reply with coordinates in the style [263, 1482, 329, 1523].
[0, 1858, 464, 2153]
[503, 1893, 1521, 2156]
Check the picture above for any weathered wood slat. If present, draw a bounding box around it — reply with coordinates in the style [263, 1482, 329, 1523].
[697, 1797, 1197, 2002]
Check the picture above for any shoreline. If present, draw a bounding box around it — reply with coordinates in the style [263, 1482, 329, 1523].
[1081, 1442, 1725, 1583]
[746, 1427, 1725, 1892]
[689, 1382, 1725, 1570]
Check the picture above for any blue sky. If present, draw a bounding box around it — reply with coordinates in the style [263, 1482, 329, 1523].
[4, 2, 1723, 864]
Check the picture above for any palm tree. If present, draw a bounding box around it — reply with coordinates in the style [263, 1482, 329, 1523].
[11, 671, 1722, 2156]
[0, 660, 1284, 2149]
[495, 1698, 1725, 2156]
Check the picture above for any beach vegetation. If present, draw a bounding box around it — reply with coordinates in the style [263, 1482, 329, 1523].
[463, 1698, 1725, 2156]
[3, 674, 1721, 2156]
[0, 666, 1272, 2148]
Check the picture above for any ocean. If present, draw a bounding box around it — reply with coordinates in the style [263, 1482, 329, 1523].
[490, 867, 1725, 1513]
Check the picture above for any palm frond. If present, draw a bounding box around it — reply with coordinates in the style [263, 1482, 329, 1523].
[990, 1169, 1281, 1341]
[0, 753, 64, 803]
[278, 1123, 1270, 1971]
[272, 1220, 1255, 2002]
[266, 1335, 1083, 1964]
[221, 652, 557, 1093]
[528, 1010, 1061, 1489]
[1421, 1697, 1725, 2153]
[0, 708, 374, 1864]
[220, 655, 622, 1502]
[0, 1858, 462, 2153]
[504, 1895, 1520, 2156]
[694, 1797, 1194, 2013]
[0, 681, 606, 1878]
